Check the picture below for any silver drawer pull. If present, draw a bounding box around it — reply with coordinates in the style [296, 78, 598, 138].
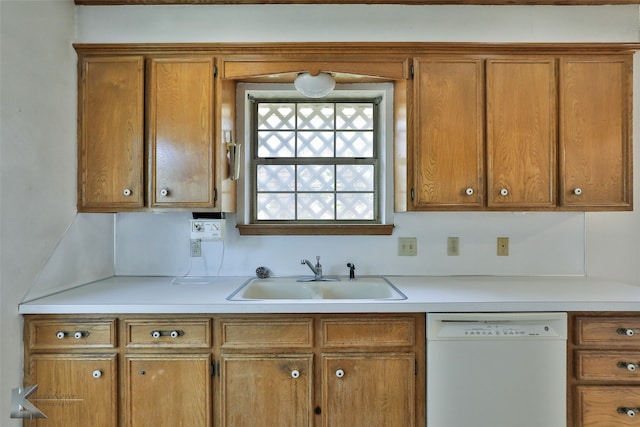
[150, 330, 185, 339]
[92, 370, 102, 379]
[291, 370, 300, 379]
[618, 407, 640, 417]
[335, 369, 345, 378]
[618, 361, 638, 372]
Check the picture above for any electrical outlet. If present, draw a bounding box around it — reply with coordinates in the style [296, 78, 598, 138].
[190, 239, 202, 257]
[497, 237, 509, 256]
[398, 237, 417, 256]
[447, 237, 460, 256]
[190, 219, 224, 241]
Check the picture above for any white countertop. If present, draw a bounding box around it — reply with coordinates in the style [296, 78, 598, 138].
[18, 275, 640, 314]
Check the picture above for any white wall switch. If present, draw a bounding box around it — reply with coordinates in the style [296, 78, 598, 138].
[398, 237, 417, 256]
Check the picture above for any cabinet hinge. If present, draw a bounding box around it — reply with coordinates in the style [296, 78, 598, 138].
[410, 188, 415, 201]
[415, 360, 418, 375]
[211, 361, 215, 377]
[214, 64, 218, 78]
[214, 188, 218, 202]
[410, 64, 414, 79]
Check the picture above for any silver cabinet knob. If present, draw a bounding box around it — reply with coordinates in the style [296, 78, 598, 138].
[500, 188, 509, 197]
[291, 370, 300, 379]
[151, 330, 161, 339]
[335, 369, 345, 378]
[123, 188, 132, 196]
[160, 188, 169, 197]
[465, 188, 474, 196]
[74, 331, 84, 339]
[56, 331, 65, 339]
[170, 330, 179, 339]
[92, 370, 102, 379]
[573, 188, 583, 196]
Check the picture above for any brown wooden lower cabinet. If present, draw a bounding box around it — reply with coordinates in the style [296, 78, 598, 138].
[26, 354, 118, 427]
[125, 354, 212, 427]
[576, 386, 640, 426]
[570, 313, 640, 427]
[220, 354, 314, 427]
[23, 313, 425, 427]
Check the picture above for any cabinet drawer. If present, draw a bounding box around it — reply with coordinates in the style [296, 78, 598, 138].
[576, 317, 640, 347]
[28, 318, 116, 350]
[219, 318, 313, 349]
[124, 318, 211, 349]
[576, 351, 640, 382]
[320, 317, 415, 348]
[577, 386, 640, 426]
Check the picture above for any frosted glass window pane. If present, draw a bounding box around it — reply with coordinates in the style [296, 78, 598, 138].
[297, 131, 334, 157]
[337, 193, 374, 220]
[297, 193, 335, 220]
[297, 165, 334, 192]
[336, 165, 374, 191]
[257, 165, 295, 192]
[258, 131, 295, 157]
[336, 132, 374, 157]
[258, 103, 295, 129]
[298, 104, 334, 130]
[336, 104, 374, 130]
[257, 193, 295, 220]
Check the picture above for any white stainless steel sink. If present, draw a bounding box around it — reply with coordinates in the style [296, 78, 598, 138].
[227, 276, 406, 301]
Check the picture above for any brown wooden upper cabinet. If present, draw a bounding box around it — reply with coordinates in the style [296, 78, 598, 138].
[148, 57, 216, 208]
[410, 54, 632, 211]
[411, 57, 485, 210]
[486, 57, 557, 209]
[559, 56, 633, 210]
[78, 56, 145, 210]
[78, 54, 234, 212]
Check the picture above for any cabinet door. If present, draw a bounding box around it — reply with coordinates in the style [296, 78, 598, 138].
[411, 57, 484, 209]
[559, 56, 632, 209]
[26, 354, 117, 427]
[220, 354, 313, 427]
[321, 353, 415, 427]
[78, 56, 144, 210]
[148, 57, 216, 208]
[125, 354, 211, 427]
[487, 58, 557, 208]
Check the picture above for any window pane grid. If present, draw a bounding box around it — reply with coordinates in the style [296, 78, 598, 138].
[253, 99, 378, 223]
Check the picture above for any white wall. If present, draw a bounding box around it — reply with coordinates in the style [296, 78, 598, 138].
[1, 2, 78, 424]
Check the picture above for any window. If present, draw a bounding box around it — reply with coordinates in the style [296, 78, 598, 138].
[237, 84, 395, 235]
[251, 99, 379, 223]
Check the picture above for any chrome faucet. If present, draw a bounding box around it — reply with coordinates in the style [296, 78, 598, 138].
[301, 256, 323, 280]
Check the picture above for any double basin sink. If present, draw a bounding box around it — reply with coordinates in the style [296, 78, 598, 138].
[227, 276, 406, 301]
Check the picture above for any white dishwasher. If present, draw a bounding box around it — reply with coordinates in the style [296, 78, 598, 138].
[427, 312, 567, 427]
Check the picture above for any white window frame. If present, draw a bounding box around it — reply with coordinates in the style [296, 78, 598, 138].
[236, 83, 395, 228]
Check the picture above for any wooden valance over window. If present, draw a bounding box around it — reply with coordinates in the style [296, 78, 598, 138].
[220, 59, 409, 82]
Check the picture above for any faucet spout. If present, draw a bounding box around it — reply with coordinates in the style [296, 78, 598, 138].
[301, 256, 323, 280]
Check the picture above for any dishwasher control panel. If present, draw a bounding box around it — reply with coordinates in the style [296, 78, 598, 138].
[436, 321, 561, 338]
[427, 313, 567, 340]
